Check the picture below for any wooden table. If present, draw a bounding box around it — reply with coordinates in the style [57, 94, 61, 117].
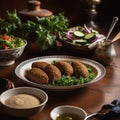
[0, 27, 120, 120]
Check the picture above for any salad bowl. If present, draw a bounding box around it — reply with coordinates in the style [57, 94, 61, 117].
[0, 35, 27, 66]
[60, 25, 105, 52]
[0, 87, 48, 117]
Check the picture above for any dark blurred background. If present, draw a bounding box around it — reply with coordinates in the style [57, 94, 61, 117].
[0, 0, 119, 33]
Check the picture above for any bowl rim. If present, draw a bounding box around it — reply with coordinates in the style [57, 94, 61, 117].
[0, 86, 48, 109]
[0, 39, 27, 52]
[50, 105, 87, 119]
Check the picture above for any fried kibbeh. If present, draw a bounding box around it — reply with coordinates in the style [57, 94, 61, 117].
[32, 61, 49, 70]
[43, 64, 61, 82]
[54, 61, 73, 76]
[71, 61, 89, 78]
[25, 68, 49, 84]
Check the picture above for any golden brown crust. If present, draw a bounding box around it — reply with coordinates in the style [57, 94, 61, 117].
[43, 64, 61, 82]
[55, 61, 73, 76]
[71, 61, 89, 78]
[25, 68, 49, 84]
[32, 62, 49, 70]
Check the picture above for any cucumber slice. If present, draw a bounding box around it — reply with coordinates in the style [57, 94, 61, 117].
[84, 43, 91, 46]
[74, 39, 87, 43]
[72, 40, 76, 44]
[73, 31, 84, 38]
[73, 39, 87, 46]
[84, 33, 95, 40]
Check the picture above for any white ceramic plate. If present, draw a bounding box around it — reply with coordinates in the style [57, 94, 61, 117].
[15, 55, 106, 91]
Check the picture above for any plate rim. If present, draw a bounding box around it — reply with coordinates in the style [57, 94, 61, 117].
[15, 55, 106, 91]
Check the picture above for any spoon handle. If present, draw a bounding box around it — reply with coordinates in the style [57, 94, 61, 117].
[111, 32, 120, 44]
[85, 113, 98, 120]
[105, 16, 119, 41]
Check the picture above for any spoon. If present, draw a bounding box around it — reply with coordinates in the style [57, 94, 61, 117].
[105, 16, 119, 41]
[88, 16, 119, 49]
[104, 32, 120, 46]
[84, 104, 114, 120]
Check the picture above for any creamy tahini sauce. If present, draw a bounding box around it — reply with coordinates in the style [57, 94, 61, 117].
[5, 94, 40, 108]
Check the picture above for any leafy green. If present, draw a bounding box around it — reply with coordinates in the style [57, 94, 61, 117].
[6, 10, 21, 24]
[0, 10, 69, 50]
[48, 67, 96, 86]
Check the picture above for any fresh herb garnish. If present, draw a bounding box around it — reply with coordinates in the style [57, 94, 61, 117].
[0, 10, 69, 50]
[48, 67, 96, 86]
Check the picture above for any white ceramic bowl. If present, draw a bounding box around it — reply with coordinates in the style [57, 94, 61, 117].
[0, 40, 27, 66]
[0, 87, 48, 117]
[50, 105, 87, 120]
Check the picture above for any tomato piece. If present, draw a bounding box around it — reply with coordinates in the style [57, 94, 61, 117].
[2, 35, 11, 41]
[3, 45, 9, 50]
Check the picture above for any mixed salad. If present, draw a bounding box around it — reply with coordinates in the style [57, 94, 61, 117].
[0, 34, 25, 50]
[0, 10, 69, 51]
[62, 24, 105, 48]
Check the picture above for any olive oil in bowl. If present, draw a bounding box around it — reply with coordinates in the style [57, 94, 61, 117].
[56, 113, 82, 120]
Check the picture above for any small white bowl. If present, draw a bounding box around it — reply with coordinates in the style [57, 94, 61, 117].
[50, 105, 87, 120]
[0, 40, 27, 66]
[0, 87, 48, 117]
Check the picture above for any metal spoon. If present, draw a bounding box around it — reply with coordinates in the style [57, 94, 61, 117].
[84, 113, 98, 120]
[89, 17, 119, 49]
[84, 104, 114, 120]
[105, 16, 119, 41]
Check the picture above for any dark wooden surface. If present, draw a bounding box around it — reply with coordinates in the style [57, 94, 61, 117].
[0, 0, 120, 26]
[0, 27, 120, 120]
[0, 0, 120, 119]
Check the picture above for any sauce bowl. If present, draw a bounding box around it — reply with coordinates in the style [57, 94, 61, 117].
[0, 87, 48, 117]
[50, 105, 87, 120]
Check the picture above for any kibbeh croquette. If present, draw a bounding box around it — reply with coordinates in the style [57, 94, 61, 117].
[32, 61, 49, 70]
[43, 64, 61, 82]
[25, 68, 49, 84]
[54, 61, 73, 76]
[71, 61, 89, 78]
[25, 60, 90, 84]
